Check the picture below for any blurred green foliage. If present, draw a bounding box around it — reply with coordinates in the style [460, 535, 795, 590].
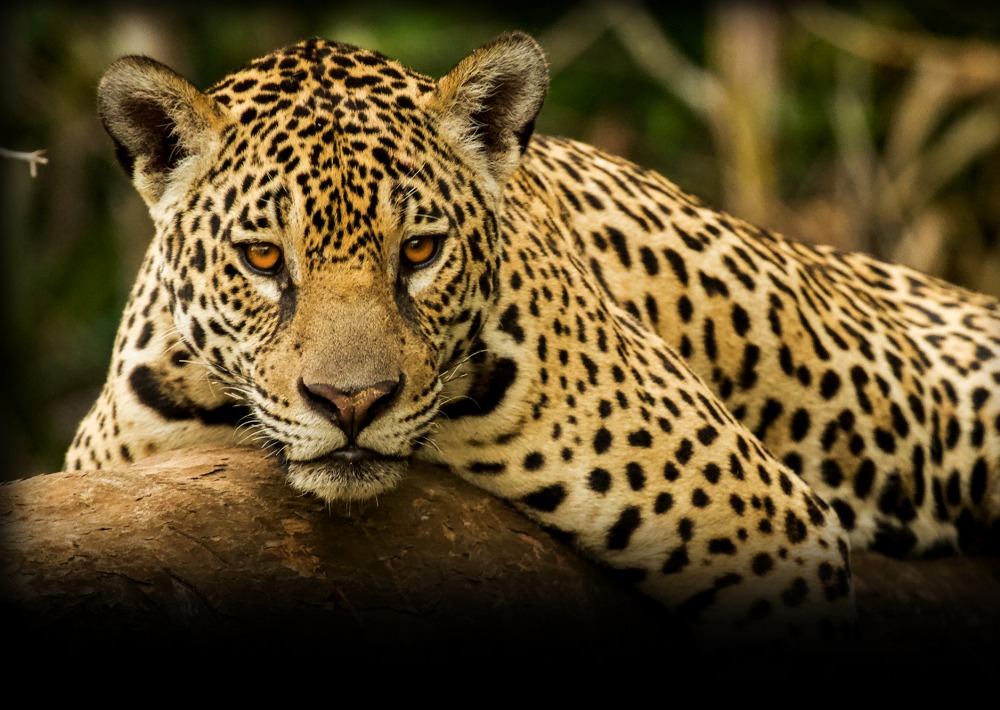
[2, 1, 998, 478]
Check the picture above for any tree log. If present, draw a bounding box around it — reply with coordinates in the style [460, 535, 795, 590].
[1, 446, 680, 659]
[2, 446, 998, 666]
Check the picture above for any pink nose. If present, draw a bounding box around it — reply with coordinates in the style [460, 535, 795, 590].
[301, 379, 399, 441]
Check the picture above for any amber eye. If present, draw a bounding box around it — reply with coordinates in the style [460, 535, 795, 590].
[242, 242, 283, 273]
[401, 235, 441, 269]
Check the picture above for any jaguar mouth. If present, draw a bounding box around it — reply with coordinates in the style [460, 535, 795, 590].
[282, 446, 409, 503]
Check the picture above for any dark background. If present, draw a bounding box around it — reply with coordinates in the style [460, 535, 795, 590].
[3, 1, 999, 480]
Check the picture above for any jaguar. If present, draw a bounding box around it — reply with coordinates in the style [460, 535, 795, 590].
[67, 31, 999, 646]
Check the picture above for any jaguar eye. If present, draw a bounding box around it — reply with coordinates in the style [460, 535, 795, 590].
[241, 242, 283, 274]
[401, 235, 442, 269]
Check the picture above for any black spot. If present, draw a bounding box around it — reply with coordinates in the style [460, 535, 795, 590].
[662, 248, 688, 285]
[852, 458, 875, 499]
[677, 295, 693, 322]
[654, 492, 673, 514]
[129, 365, 247, 425]
[873, 427, 896, 454]
[625, 462, 646, 491]
[627, 429, 652, 447]
[607, 505, 642, 550]
[790, 409, 810, 441]
[661, 545, 689, 574]
[850, 365, 873, 413]
[639, 246, 659, 276]
[135, 321, 154, 350]
[499, 304, 524, 344]
[820, 370, 841, 399]
[753, 399, 783, 441]
[587, 467, 612, 493]
[785, 510, 807, 543]
[691, 488, 710, 507]
[945, 416, 961, 449]
[644, 293, 659, 326]
[191, 240, 206, 273]
[439, 357, 517, 419]
[970, 457, 988, 505]
[821, 459, 843, 487]
[779, 345, 794, 375]
[738, 344, 760, 389]
[731, 304, 751, 336]
[663, 461, 680, 481]
[697, 425, 718, 445]
[729, 494, 746, 515]
[177, 282, 194, 304]
[594, 427, 613, 454]
[523, 452, 544, 471]
[972, 420, 985, 447]
[675, 438, 693, 465]
[820, 420, 839, 451]
[751, 552, 773, 576]
[830, 498, 856, 530]
[606, 227, 631, 268]
[703, 463, 721, 484]
[804, 493, 827, 526]
[708, 537, 736, 555]
[890, 402, 910, 438]
[698, 271, 730, 298]
[729, 454, 745, 480]
[702, 318, 717, 360]
[678, 517, 695, 541]
[520, 484, 567, 512]
[580, 354, 599, 386]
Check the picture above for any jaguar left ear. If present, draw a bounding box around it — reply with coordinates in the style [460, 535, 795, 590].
[429, 32, 549, 197]
[98, 56, 226, 208]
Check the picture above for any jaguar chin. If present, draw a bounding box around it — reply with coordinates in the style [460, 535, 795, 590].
[283, 448, 409, 503]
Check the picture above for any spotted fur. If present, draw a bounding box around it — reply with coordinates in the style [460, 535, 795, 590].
[69, 32, 999, 646]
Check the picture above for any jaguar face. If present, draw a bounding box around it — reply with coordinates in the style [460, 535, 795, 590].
[98, 35, 548, 500]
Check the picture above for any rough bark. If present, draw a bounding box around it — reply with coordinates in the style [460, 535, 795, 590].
[2, 446, 998, 666]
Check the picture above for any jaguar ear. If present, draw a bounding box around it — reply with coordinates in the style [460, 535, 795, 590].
[429, 32, 549, 197]
[97, 56, 225, 207]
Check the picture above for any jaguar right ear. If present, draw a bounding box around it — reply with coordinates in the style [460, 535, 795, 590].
[427, 32, 549, 199]
[97, 56, 226, 208]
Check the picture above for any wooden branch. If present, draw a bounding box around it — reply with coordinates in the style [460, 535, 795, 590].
[1, 446, 678, 658]
[3, 446, 998, 665]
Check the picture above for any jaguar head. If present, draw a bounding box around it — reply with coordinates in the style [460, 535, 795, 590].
[97, 33, 548, 501]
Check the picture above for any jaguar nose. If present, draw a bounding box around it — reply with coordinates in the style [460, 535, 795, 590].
[301, 378, 400, 441]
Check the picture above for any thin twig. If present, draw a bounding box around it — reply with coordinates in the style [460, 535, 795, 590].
[0, 147, 48, 177]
